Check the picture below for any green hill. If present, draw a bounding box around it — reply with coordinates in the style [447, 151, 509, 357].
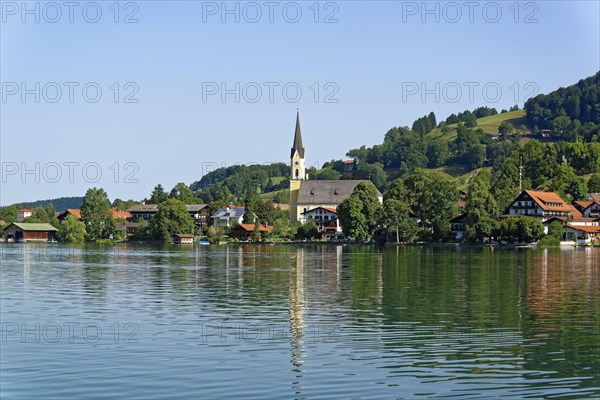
[428, 110, 527, 141]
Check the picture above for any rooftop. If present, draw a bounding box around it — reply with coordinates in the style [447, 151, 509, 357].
[5, 223, 58, 231]
[297, 180, 381, 205]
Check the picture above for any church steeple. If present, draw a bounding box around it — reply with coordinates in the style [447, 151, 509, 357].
[289, 111, 306, 224]
[290, 111, 306, 181]
[291, 110, 305, 159]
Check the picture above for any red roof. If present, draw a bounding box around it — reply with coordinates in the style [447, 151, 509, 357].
[575, 201, 594, 209]
[566, 224, 600, 233]
[17, 209, 32, 213]
[235, 224, 273, 232]
[302, 206, 338, 215]
[66, 209, 81, 219]
[111, 209, 131, 220]
[525, 190, 581, 216]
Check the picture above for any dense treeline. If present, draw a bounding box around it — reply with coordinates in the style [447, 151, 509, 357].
[10, 196, 84, 211]
[190, 163, 289, 199]
[524, 72, 600, 141]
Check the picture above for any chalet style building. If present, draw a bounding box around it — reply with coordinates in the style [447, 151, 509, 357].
[230, 223, 273, 241]
[450, 214, 466, 240]
[505, 190, 581, 221]
[172, 234, 194, 244]
[211, 206, 245, 228]
[288, 112, 382, 225]
[57, 208, 131, 223]
[4, 223, 58, 242]
[301, 206, 341, 238]
[574, 200, 600, 218]
[127, 204, 209, 230]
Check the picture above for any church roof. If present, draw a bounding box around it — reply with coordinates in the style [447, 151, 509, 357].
[291, 111, 305, 158]
[297, 180, 381, 205]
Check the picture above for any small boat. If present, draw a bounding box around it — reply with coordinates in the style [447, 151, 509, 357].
[195, 240, 210, 245]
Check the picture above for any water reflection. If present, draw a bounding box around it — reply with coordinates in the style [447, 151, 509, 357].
[0, 244, 598, 399]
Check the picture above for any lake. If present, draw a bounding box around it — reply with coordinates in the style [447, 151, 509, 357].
[1, 244, 598, 399]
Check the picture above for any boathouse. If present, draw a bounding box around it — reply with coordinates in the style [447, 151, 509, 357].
[4, 223, 58, 242]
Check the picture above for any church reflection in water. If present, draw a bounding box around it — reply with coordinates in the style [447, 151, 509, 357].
[289, 247, 305, 395]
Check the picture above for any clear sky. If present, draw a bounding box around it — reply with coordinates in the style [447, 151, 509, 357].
[1, 0, 599, 206]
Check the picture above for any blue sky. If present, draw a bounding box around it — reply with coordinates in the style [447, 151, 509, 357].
[1, 0, 599, 205]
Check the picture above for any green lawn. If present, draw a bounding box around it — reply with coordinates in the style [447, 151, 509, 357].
[428, 110, 527, 141]
[428, 166, 491, 190]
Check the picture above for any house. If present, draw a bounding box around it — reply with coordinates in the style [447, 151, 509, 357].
[562, 225, 600, 244]
[211, 206, 246, 228]
[17, 209, 32, 222]
[115, 222, 140, 237]
[127, 204, 209, 230]
[574, 200, 600, 218]
[541, 129, 551, 138]
[230, 223, 273, 241]
[288, 112, 382, 226]
[589, 193, 600, 202]
[57, 208, 82, 222]
[127, 204, 159, 221]
[4, 223, 58, 242]
[504, 190, 581, 222]
[301, 206, 341, 238]
[185, 204, 210, 230]
[57, 208, 130, 223]
[172, 233, 194, 244]
[111, 209, 131, 220]
[450, 214, 466, 240]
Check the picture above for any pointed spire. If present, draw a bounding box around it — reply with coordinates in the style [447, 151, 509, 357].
[291, 110, 305, 158]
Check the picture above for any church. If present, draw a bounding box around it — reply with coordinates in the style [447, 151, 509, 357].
[289, 112, 383, 227]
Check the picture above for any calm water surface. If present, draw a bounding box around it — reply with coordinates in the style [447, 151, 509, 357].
[1, 244, 599, 399]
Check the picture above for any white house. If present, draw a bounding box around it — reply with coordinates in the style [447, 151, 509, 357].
[17, 209, 32, 222]
[211, 206, 245, 228]
[301, 206, 341, 238]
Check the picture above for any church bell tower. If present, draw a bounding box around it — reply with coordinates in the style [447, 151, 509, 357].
[290, 111, 305, 224]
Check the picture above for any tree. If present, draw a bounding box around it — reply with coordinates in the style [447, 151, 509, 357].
[352, 183, 383, 234]
[313, 168, 342, 180]
[426, 139, 449, 167]
[149, 184, 169, 204]
[0, 205, 18, 226]
[354, 162, 387, 190]
[297, 219, 319, 240]
[588, 173, 600, 193]
[338, 196, 369, 241]
[251, 220, 261, 242]
[516, 217, 545, 243]
[272, 190, 290, 205]
[253, 200, 276, 225]
[385, 179, 409, 202]
[150, 198, 195, 243]
[216, 186, 234, 204]
[112, 198, 138, 211]
[465, 171, 499, 242]
[547, 221, 564, 239]
[80, 187, 115, 240]
[57, 214, 87, 243]
[498, 121, 514, 136]
[381, 199, 409, 243]
[549, 164, 586, 201]
[242, 188, 259, 224]
[337, 183, 382, 241]
[169, 182, 199, 204]
[403, 171, 458, 241]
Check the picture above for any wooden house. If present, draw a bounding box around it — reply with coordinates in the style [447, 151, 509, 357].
[4, 223, 58, 242]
